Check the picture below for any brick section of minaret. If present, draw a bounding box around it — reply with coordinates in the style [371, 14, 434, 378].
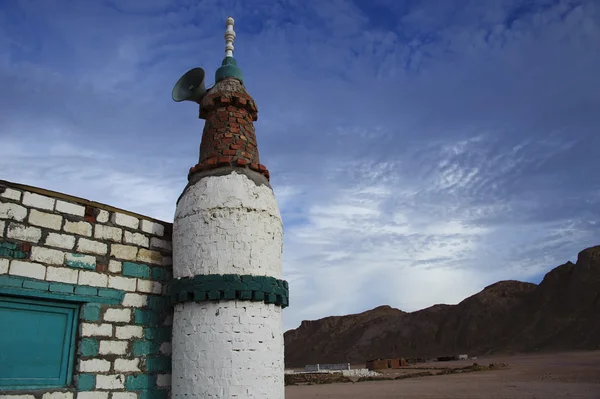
[188, 78, 270, 181]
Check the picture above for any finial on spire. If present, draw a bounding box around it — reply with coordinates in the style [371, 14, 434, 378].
[215, 16, 244, 83]
[225, 16, 236, 58]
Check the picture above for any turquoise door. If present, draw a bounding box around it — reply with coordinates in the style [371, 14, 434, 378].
[0, 296, 78, 389]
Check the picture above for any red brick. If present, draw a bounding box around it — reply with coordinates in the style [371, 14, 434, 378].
[218, 156, 232, 165]
[250, 163, 259, 170]
[96, 263, 108, 272]
[230, 144, 242, 150]
[237, 158, 248, 166]
[259, 164, 267, 171]
[223, 150, 236, 156]
[220, 96, 230, 103]
[238, 97, 247, 105]
[206, 157, 218, 165]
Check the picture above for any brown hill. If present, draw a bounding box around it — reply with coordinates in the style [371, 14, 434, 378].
[284, 245, 600, 367]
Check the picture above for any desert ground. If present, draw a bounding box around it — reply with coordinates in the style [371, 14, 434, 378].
[285, 351, 600, 398]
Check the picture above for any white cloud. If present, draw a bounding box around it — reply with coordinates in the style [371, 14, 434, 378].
[1, 0, 599, 332]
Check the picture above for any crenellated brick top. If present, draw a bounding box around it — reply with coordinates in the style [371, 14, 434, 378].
[189, 77, 270, 181]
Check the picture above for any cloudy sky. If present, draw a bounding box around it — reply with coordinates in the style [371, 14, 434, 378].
[1, 0, 599, 331]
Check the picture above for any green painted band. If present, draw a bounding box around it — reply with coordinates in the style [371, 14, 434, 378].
[169, 274, 289, 308]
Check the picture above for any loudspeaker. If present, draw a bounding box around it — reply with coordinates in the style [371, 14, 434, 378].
[172, 67, 207, 103]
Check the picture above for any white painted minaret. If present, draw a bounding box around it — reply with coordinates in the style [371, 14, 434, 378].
[170, 17, 288, 398]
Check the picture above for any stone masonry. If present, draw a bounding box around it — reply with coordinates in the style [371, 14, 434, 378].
[0, 181, 173, 399]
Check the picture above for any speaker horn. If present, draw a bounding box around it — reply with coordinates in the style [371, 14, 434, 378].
[172, 67, 207, 103]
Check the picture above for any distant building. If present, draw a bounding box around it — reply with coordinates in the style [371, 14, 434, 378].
[366, 358, 406, 370]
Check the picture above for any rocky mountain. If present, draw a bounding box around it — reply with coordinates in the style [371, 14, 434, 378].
[284, 245, 600, 367]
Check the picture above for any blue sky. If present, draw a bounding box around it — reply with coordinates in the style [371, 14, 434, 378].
[1, 0, 599, 331]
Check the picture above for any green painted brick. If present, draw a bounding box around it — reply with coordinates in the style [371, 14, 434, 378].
[65, 253, 96, 270]
[151, 267, 169, 282]
[49, 282, 74, 294]
[0, 241, 18, 250]
[78, 373, 96, 391]
[80, 338, 99, 356]
[22, 279, 50, 291]
[123, 262, 151, 279]
[81, 303, 102, 321]
[0, 275, 23, 288]
[147, 296, 168, 312]
[144, 327, 171, 342]
[133, 340, 160, 356]
[135, 309, 160, 326]
[145, 356, 171, 373]
[98, 288, 124, 300]
[126, 374, 157, 390]
[139, 389, 169, 399]
[75, 286, 98, 296]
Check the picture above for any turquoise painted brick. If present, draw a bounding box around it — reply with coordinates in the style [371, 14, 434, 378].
[123, 262, 151, 279]
[49, 282, 75, 294]
[0, 242, 18, 250]
[135, 309, 160, 326]
[126, 374, 157, 390]
[151, 267, 168, 282]
[147, 296, 168, 312]
[145, 356, 171, 373]
[78, 373, 96, 391]
[80, 338, 99, 356]
[75, 286, 98, 296]
[22, 279, 50, 291]
[133, 340, 160, 356]
[144, 327, 171, 342]
[0, 275, 23, 288]
[65, 253, 96, 270]
[139, 389, 169, 399]
[81, 303, 102, 321]
[98, 288, 125, 300]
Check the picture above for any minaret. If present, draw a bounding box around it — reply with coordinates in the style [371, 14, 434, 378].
[170, 17, 288, 398]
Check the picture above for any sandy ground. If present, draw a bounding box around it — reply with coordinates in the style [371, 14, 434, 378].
[286, 351, 600, 398]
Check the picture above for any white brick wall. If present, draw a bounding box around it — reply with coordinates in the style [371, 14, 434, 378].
[122, 293, 147, 307]
[95, 225, 123, 242]
[0, 187, 22, 201]
[0, 202, 27, 221]
[42, 392, 74, 399]
[6, 223, 42, 242]
[0, 220, 4, 235]
[151, 237, 172, 251]
[45, 232, 76, 249]
[55, 200, 85, 216]
[79, 271, 108, 287]
[108, 275, 136, 292]
[140, 219, 165, 236]
[124, 231, 149, 247]
[0, 258, 9, 274]
[114, 358, 140, 372]
[110, 244, 138, 261]
[115, 325, 143, 339]
[9, 260, 46, 280]
[30, 246, 65, 265]
[111, 393, 137, 399]
[77, 238, 108, 255]
[81, 323, 113, 337]
[111, 212, 139, 229]
[108, 260, 122, 273]
[64, 220, 92, 237]
[96, 374, 125, 390]
[103, 308, 131, 323]
[28, 209, 62, 230]
[137, 279, 162, 294]
[97, 209, 110, 223]
[79, 358, 111, 372]
[22, 192, 55, 210]
[46, 266, 79, 284]
[76, 392, 109, 399]
[98, 340, 128, 355]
